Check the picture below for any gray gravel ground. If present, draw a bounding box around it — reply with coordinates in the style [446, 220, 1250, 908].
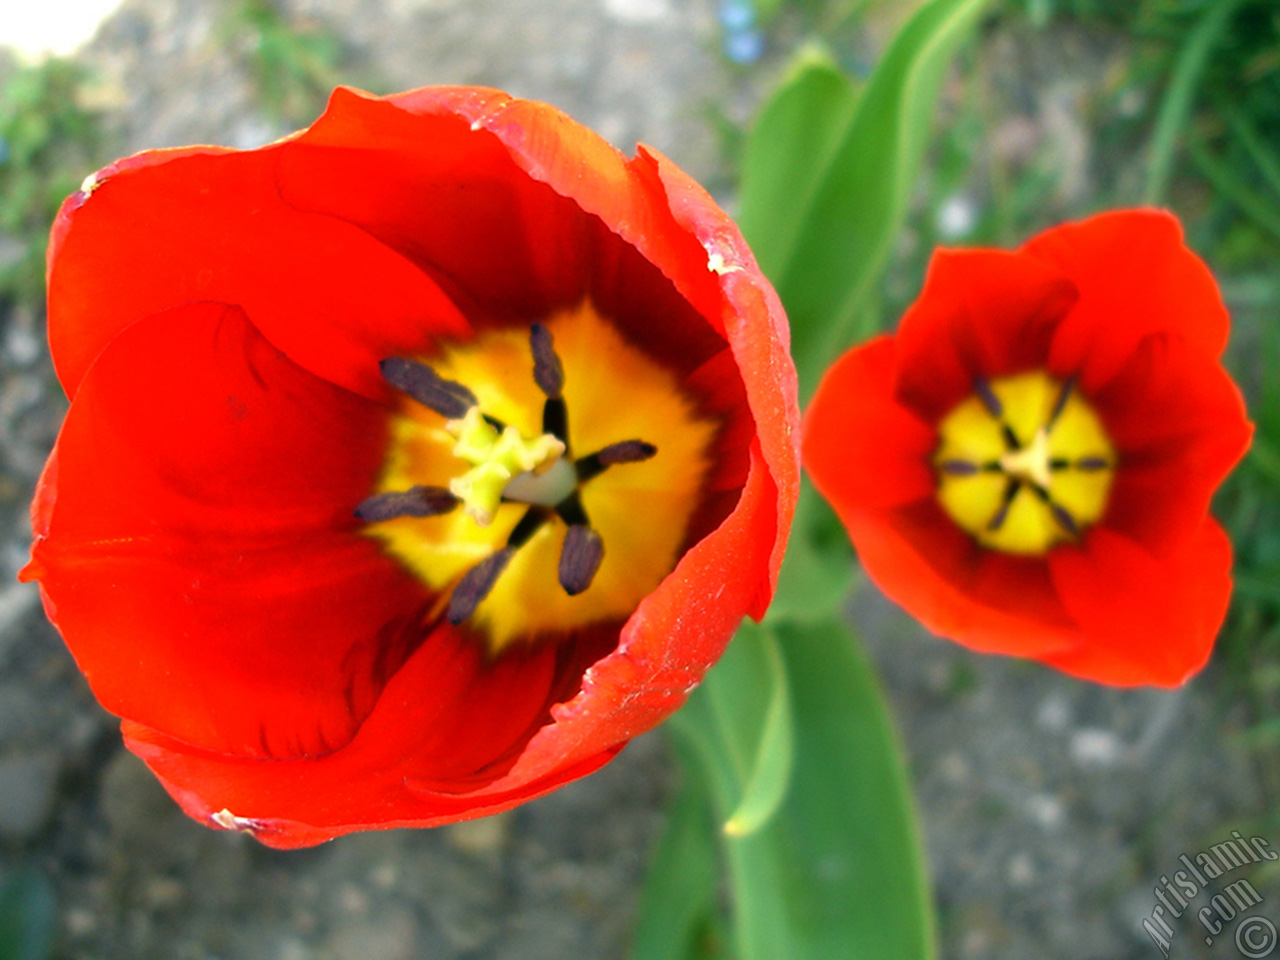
[0, 2, 1276, 958]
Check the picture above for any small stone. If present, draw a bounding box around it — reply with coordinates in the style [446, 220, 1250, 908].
[446, 812, 511, 855]
[370, 862, 400, 890]
[1007, 852, 1036, 886]
[331, 907, 418, 960]
[338, 883, 369, 916]
[602, 0, 671, 23]
[1025, 792, 1066, 829]
[1070, 728, 1123, 767]
[1035, 693, 1071, 732]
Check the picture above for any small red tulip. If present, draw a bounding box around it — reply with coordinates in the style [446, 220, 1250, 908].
[22, 86, 799, 847]
[804, 210, 1251, 686]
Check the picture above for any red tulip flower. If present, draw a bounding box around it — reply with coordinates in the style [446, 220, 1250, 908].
[804, 210, 1250, 687]
[21, 86, 798, 847]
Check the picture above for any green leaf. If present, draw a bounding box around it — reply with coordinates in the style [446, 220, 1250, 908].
[631, 742, 726, 960]
[0, 867, 57, 960]
[736, 46, 861, 289]
[1187, 134, 1280, 245]
[720, 624, 794, 838]
[1142, 0, 1246, 206]
[673, 621, 795, 839]
[737, 0, 991, 399]
[674, 619, 933, 960]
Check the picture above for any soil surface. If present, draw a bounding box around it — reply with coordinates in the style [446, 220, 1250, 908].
[0, 2, 1274, 959]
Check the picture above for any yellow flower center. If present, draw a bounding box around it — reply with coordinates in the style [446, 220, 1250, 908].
[361, 299, 718, 654]
[933, 370, 1116, 555]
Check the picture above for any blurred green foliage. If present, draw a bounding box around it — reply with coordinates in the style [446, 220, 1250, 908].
[223, 0, 344, 126]
[0, 58, 100, 310]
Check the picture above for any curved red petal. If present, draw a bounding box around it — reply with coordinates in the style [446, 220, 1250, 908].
[29, 301, 430, 757]
[1028, 209, 1231, 391]
[120, 619, 617, 848]
[1093, 331, 1252, 554]
[31, 86, 799, 844]
[48, 144, 471, 403]
[1046, 520, 1233, 687]
[803, 337, 937, 511]
[849, 500, 1078, 658]
[640, 144, 800, 600]
[893, 247, 1077, 421]
[805, 334, 1078, 658]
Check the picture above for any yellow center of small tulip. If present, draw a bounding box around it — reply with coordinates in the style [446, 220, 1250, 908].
[933, 371, 1116, 555]
[360, 299, 717, 654]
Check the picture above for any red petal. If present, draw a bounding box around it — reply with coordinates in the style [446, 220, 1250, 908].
[1047, 520, 1232, 686]
[33, 86, 801, 845]
[1093, 331, 1252, 554]
[850, 499, 1078, 657]
[893, 248, 1078, 421]
[803, 337, 937, 511]
[29, 302, 431, 757]
[122, 620, 617, 848]
[642, 144, 800, 598]
[47, 145, 470, 402]
[1028, 209, 1231, 391]
[805, 335, 1077, 657]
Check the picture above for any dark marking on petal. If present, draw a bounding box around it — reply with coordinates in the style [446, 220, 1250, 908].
[1000, 423, 1021, 451]
[987, 478, 1021, 531]
[380, 358, 478, 419]
[559, 525, 604, 596]
[448, 548, 514, 624]
[1047, 375, 1075, 428]
[530, 323, 564, 399]
[1076, 456, 1110, 471]
[1048, 457, 1071, 471]
[974, 378, 1003, 418]
[1051, 502, 1080, 536]
[355, 486, 458, 522]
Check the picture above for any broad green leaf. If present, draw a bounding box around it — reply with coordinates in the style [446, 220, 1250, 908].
[673, 621, 795, 840]
[676, 619, 933, 960]
[738, 0, 991, 399]
[719, 625, 794, 838]
[631, 742, 726, 960]
[737, 46, 860, 286]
